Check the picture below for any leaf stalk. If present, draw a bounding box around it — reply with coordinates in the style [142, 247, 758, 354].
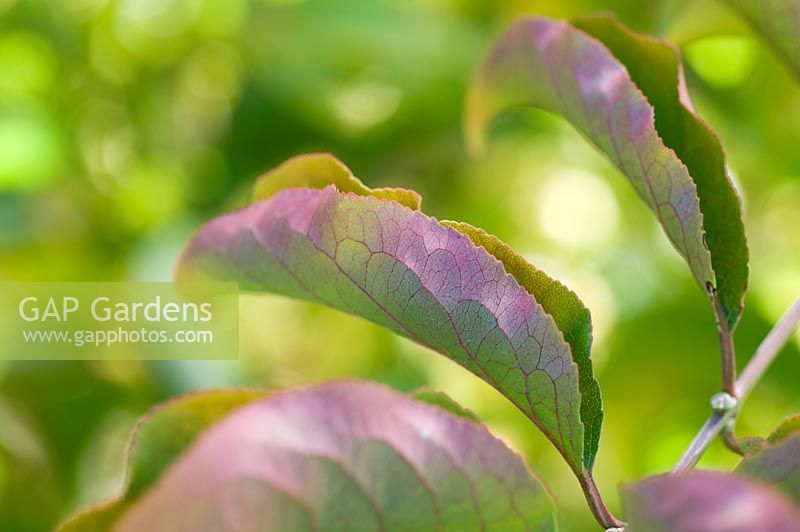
[579, 470, 624, 529]
[710, 289, 737, 397]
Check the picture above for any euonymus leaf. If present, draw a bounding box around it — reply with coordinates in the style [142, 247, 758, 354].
[442, 221, 601, 471]
[125, 388, 269, 497]
[411, 387, 481, 423]
[724, 0, 800, 79]
[735, 415, 800, 503]
[68, 381, 556, 531]
[623, 471, 800, 531]
[57, 389, 268, 532]
[467, 15, 748, 330]
[178, 153, 601, 477]
[254, 152, 422, 210]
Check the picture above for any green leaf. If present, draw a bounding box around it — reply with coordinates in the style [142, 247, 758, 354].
[467, 15, 748, 330]
[723, 0, 800, 79]
[56, 389, 268, 532]
[126, 388, 270, 497]
[177, 153, 602, 477]
[442, 221, 602, 471]
[411, 387, 481, 423]
[63, 381, 556, 531]
[735, 414, 800, 503]
[253, 152, 422, 211]
[766, 414, 800, 444]
[623, 471, 800, 531]
[58, 501, 129, 532]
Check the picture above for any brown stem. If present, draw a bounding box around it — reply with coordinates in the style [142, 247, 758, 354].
[579, 470, 624, 529]
[718, 327, 736, 396]
[720, 424, 744, 456]
[710, 287, 737, 397]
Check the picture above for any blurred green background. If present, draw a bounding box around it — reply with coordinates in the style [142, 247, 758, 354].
[1, 0, 799, 530]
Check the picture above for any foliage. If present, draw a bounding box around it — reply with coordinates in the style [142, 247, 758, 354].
[467, 14, 748, 333]
[622, 471, 800, 531]
[62, 382, 555, 531]
[178, 153, 601, 487]
[735, 415, 800, 503]
[4, 1, 800, 531]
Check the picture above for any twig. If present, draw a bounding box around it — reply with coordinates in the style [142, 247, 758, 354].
[736, 298, 800, 397]
[673, 297, 800, 474]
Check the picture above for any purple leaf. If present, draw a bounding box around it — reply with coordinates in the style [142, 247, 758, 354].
[178, 154, 603, 478]
[623, 471, 800, 531]
[442, 221, 602, 471]
[467, 15, 748, 330]
[72, 381, 556, 531]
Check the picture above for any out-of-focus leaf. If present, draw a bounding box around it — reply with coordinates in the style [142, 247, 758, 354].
[766, 414, 800, 444]
[410, 387, 481, 423]
[467, 15, 748, 330]
[723, 0, 800, 79]
[737, 436, 767, 455]
[178, 153, 600, 477]
[735, 414, 800, 503]
[736, 434, 800, 504]
[125, 388, 269, 497]
[69, 381, 557, 531]
[58, 501, 129, 532]
[623, 471, 800, 531]
[57, 389, 268, 532]
[442, 220, 602, 471]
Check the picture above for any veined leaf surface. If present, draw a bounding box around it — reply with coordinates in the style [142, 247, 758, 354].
[178, 154, 603, 475]
[443, 221, 602, 471]
[467, 15, 748, 330]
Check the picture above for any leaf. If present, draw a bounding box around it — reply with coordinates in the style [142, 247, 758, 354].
[68, 381, 557, 531]
[56, 389, 268, 532]
[467, 15, 748, 330]
[178, 153, 600, 476]
[442, 221, 602, 471]
[125, 388, 269, 497]
[622, 471, 800, 531]
[253, 152, 422, 211]
[58, 501, 129, 532]
[766, 414, 800, 444]
[723, 0, 800, 79]
[411, 387, 481, 423]
[735, 414, 800, 503]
